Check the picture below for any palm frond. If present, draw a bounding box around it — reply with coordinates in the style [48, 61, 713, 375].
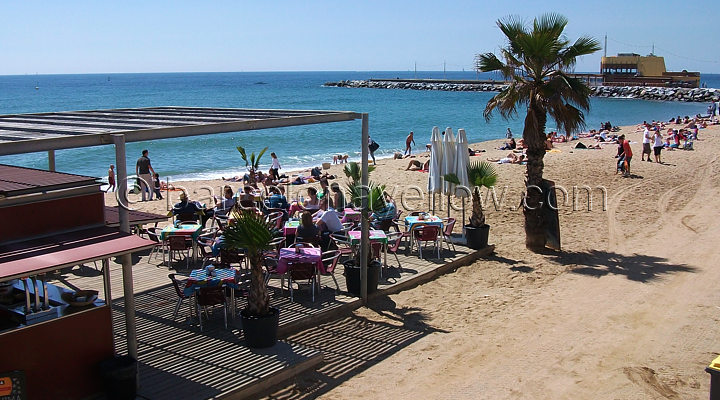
[467, 161, 498, 188]
[236, 146, 249, 167]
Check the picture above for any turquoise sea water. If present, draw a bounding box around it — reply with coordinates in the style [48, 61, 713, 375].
[0, 71, 716, 181]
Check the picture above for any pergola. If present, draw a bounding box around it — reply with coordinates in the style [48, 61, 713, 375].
[0, 106, 373, 359]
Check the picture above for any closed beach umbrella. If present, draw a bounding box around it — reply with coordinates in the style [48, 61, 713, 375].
[455, 128, 471, 229]
[442, 127, 457, 217]
[427, 126, 443, 213]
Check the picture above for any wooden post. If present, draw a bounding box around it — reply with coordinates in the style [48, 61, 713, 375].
[360, 113, 369, 303]
[112, 134, 138, 361]
[48, 150, 55, 171]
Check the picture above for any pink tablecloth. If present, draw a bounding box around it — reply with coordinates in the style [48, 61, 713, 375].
[341, 208, 361, 223]
[276, 247, 325, 274]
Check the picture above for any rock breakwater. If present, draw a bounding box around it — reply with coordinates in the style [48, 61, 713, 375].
[324, 80, 719, 103]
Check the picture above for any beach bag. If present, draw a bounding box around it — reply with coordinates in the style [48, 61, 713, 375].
[369, 140, 380, 152]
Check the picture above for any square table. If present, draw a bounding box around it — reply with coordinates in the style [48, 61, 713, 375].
[283, 220, 300, 236]
[404, 215, 444, 231]
[276, 247, 325, 274]
[347, 230, 388, 266]
[160, 223, 203, 262]
[183, 267, 238, 295]
[342, 208, 361, 223]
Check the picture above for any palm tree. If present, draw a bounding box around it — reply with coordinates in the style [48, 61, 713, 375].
[477, 14, 600, 251]
[222, 209, 276, 316]
[237, 146, 268, 185]
[445, 161, 498, 227]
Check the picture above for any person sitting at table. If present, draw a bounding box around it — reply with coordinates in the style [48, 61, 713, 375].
[288, 187, 320, 217]
[214, 186, 236, 216]
[266, 186, 289, 210]
[296, 211, 320, 244]
[172, 191, 205, 224]
[330, 182, 346, 210]
[237, 185, 256, 208]
[369, 193, 396, 230]
[314, 198, 343, 234]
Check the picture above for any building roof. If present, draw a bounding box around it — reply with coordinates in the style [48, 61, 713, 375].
[0, 106, 362, 156]
[0, 226, 155, 280]
[0, 164, 98, 197]
[104, 206, 168, 228]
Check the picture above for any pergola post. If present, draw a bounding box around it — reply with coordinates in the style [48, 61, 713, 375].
[360, 113, 369, 303]
[47, 150, 55, 171]
[112, 134, 138, 360]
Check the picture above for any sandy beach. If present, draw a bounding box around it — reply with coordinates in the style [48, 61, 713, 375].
[110, 119, 720, 399]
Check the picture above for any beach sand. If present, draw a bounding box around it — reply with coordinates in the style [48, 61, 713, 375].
[110, 121, 720, 399]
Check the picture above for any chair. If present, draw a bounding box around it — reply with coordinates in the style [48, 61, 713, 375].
[376, 218, 399, 232]
[341, 221, 356, 232]
[386, 232, 408, 270]
[295, 235, 320, 247]
[167, 236, 191, 269]
[441, 217, 456, 251]
[330, 233, 353, 259]
[287, 261, 318, 302]
[320, 250, 341, 292]
[176, 213, 198, 223]
[195, 286, 228, 331]
[196, 237, 217, 267]
[240, 199, 256, 208]
[263, 237, 287, 289]
[168, 274, 194, 321]
[411, 224, 441, 259]
[219, 248, 246, 270]
[146, 227, 166, 263]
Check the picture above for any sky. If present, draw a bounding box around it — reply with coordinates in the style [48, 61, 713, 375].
[1, 0, 718, 75]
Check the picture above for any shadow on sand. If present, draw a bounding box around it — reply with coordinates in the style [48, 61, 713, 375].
[548, 249, 695, 283]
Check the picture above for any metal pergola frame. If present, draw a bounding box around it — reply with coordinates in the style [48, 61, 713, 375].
[0, 106, 371, 360]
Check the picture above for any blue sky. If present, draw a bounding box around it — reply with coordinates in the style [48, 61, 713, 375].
[1, 0, 717, 75]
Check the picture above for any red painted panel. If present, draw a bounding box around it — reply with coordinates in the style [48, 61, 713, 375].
[1, 193, 105, 242]
[0, 306, 114, 400]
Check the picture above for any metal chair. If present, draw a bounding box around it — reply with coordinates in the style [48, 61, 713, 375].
[411, 224, 441, 259]
[167, 236, 191, 269]
[195, 286, 228, 331]
[146, 227, 166, 263]
[196, 237, 217, 267]
[330, 233, 353, 260]
[287, 261, 319, 302]
[441, 217, 456, 251]
[168, 274, 194, 321]
[386, 231, 408, 269]
[320, 250, 341, 292]
[219, 248, 246, 270]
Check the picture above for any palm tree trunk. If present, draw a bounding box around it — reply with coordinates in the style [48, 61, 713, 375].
[522, 101, 547, 251]
[246, 253, 269, 315]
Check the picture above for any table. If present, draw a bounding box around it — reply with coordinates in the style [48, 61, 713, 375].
[404, 215, 444, 231]
[183, 267, 238, 296]
[276, 247, 325, 274]
[341, 208, 361, 223]
[347, 230, 388, 266]
[160, 223, 203, 262]
[283, 220, 300, 236]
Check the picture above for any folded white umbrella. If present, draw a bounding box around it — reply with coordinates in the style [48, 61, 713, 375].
[427, 126, 443, 213]
[442, 127, 457, 218]
[454, 128, 470, 197]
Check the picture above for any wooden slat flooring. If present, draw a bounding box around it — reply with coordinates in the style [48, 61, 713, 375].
[47, 238, 480, 399]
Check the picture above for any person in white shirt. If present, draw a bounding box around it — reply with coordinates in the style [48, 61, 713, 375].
[652, 129, 664, 163]
[269, 152, 281, 180]
[642, 127, 653, 162]
[314, 198, 343, 233]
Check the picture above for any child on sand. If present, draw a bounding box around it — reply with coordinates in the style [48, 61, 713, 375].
[106, 164, 115, 192]
[152, 173, 163, 200]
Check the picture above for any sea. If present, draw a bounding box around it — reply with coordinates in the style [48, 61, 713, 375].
[1, 71, 718, 182]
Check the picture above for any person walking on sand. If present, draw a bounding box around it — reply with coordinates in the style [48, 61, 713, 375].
[617, 135, 633, 177]
[270, 152, 281, 179]
[368, 136, 379, 164]
[506, 127, 513, 139]
[106, 164, 116, 192]
[641, 127, 652, 162]
[135, 149, 156, 201]
[404, 131, 415, 156]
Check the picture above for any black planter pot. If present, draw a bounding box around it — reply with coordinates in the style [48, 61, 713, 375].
[343, 260, 381, 297]
[465, 224, 489, 250]
[240, 306, 280, 348]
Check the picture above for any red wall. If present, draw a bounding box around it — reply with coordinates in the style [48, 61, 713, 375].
[0, 306, 115, 400]
[1, 193, 105, 242]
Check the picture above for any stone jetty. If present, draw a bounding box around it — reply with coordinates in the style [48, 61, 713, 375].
[324, 79, 719, 103]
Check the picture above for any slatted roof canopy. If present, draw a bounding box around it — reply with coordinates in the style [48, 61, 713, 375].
[0, 106, 362, 156]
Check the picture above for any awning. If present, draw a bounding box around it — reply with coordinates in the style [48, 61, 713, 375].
[104, 206, 168, 228]
[0, 227, 155, 280]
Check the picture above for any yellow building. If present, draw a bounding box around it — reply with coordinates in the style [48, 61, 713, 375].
[600, 53, 700, 88]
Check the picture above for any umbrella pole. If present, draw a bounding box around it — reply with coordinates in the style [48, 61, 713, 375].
[447, 194, 451, 218]
[461, 197, 466, 237]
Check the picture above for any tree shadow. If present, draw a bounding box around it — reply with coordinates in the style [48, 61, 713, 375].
[548, 250, 695, 283]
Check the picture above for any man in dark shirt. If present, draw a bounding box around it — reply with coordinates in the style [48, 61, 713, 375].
[172, 192, 205, 223]
[135, 149, 155, 201]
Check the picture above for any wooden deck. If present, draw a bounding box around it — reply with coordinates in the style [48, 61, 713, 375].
[48, 238, 492, 399]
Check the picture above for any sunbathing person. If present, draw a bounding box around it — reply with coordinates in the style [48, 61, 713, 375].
[488, 153, 525, 164]
[405, 159, 430, 171]
[499, 137, 516, 150]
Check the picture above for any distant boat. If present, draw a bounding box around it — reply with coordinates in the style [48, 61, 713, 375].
[35, 82, 39, 90]
[254, 81, 268, 85]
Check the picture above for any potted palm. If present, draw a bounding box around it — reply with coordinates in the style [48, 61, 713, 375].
[236, 145, 268, 185]
[341, 162, 385, 295]
[222, 208, 279, 348]
[444, 161, 497, 249]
